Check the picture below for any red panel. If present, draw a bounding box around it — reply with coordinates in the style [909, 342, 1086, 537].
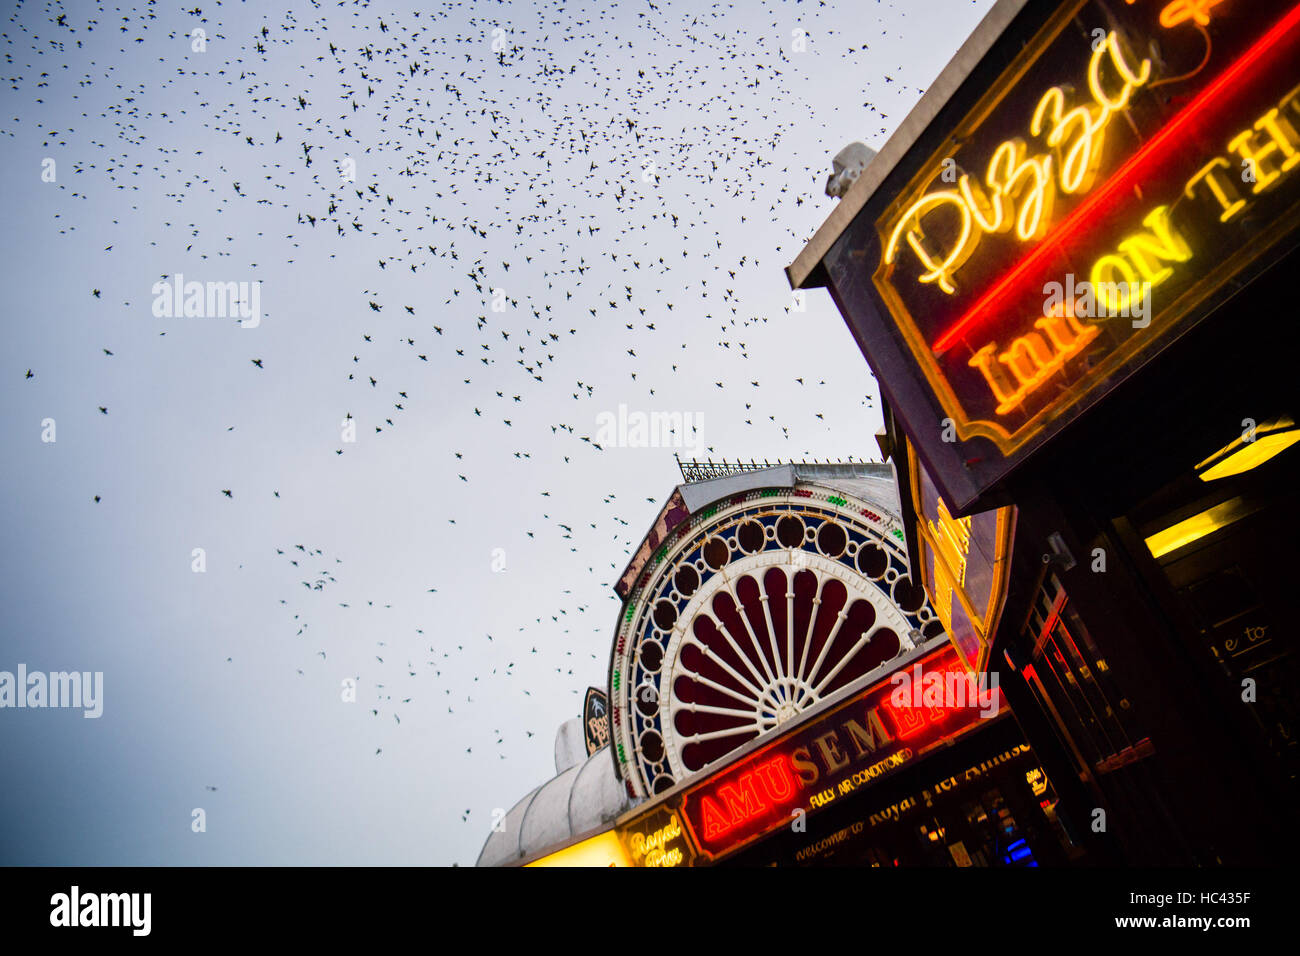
[679, 645, 1001, 860]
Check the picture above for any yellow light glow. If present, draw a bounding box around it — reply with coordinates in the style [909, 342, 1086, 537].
[1197, 427, 1300, 481]
[883, 34, 1149, 295]
[1087, 32, 1151, 113]
[525, 829, 632, 867]
[1144, 497, 1253, 558]
[1114, 204, 1192, 285]
[1032, 86, 1106, 195]
[1026, 768, 1048, 796]
[884, 191, 975, 295]
[1157, 0, 1229, 29]
[1185, 157, 1247, 221]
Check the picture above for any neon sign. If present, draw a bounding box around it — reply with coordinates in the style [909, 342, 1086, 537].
[677, 644, 999, 861]
[907, 441, 1014, 675]
[884, 32, 1152, 296]
[1150, 0, 1229, 30]
[627, 817, 686, 867]
[818, 0, 1300, 510]
[615, 804, 696, 868]
[954, 78, 1300, 419]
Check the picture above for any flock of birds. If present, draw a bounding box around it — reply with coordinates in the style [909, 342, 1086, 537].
[7, 0, 950, 859]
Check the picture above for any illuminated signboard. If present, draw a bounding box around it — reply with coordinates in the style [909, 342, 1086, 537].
[820, 0, 1300, 510]
[907, 440, 1014, 675]
[676, 644, 1002, 862]
[793, 743, 1036, 862]
[615, 804, 697, 868]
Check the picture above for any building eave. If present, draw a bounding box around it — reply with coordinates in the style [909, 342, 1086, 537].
[785, 0, 1032, 291]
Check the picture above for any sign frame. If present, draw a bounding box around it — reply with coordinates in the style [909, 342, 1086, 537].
[810, 0, 1300, 512]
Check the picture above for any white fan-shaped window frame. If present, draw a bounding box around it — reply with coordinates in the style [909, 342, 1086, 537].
[609, 486, 941, 799]
[660, 549, 914, 781]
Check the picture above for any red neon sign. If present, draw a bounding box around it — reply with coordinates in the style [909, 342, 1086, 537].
[877, 657, 986, 739]
[679, 645, 999, 860]
[697, 755, 797, 842]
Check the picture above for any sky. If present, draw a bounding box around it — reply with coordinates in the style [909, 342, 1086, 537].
[0, 0, 994, 866]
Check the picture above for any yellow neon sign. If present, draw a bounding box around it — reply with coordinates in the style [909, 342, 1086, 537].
[908, 442, 1014, 676]
[883, 32, 1151, 295]
[864, 2, 1300, 470]
[965, 79, 1300, 418]
[626, 817, 686, 867]
[967, 309, 1098, 415]
[1187, 84, 1300, 219]
[1136, 0, 1230, 30]
[929, 497, 972, 592]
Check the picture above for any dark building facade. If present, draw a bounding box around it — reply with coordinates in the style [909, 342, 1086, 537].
[484, 461, 1090, 867]
[790, 0, 1299, 865]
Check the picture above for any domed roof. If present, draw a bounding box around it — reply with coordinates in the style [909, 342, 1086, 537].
[475, 745, 631, 866]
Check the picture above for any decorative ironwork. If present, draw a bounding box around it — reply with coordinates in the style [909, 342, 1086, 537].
[663, 551, 909, 777]
[674, 454, 877, 484]
[609, 485, 945, 799]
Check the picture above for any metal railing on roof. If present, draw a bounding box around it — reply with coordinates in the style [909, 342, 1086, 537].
[674, 454, 878, 484]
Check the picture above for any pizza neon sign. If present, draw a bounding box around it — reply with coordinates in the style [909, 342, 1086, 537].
[884, 31, 1152, 297]
[866, 0, 1300, 471]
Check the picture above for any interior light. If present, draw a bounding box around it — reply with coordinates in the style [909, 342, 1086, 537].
[1196, 416, 1298, 481]
[524, 829, 631, 867]
[1144, 496, 1256, 558]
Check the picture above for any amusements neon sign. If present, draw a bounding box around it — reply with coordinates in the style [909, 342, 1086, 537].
[677, 645, 999, 860]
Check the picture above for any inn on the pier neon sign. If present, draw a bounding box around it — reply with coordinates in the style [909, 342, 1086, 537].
[869, 0, 1300, 462]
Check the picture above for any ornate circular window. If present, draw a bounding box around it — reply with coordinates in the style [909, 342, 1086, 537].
[609, 486, 944, 799]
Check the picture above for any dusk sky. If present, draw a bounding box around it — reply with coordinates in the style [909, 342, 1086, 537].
[0, 0, 992, 866]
